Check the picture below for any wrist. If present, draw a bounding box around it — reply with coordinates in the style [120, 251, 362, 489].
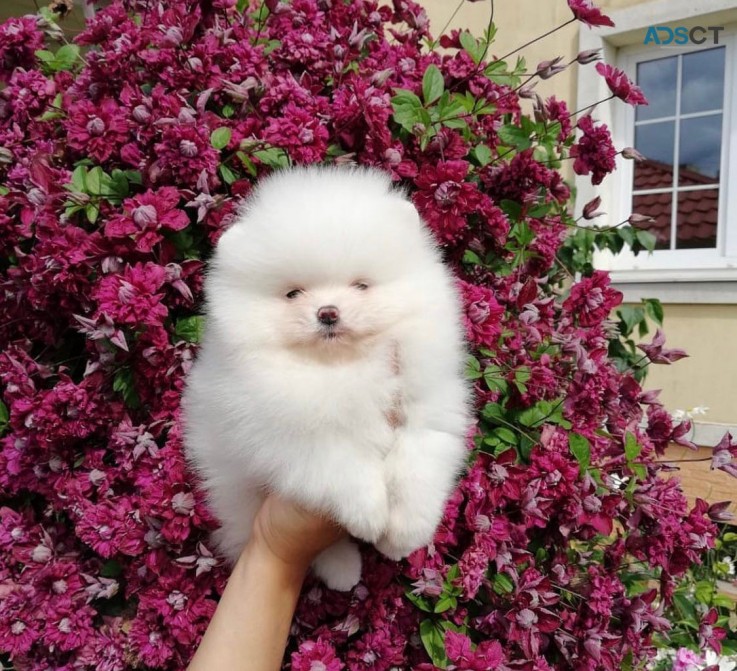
[237, 537, 311, 586]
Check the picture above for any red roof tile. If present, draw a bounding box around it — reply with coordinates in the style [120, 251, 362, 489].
[632, 160, 718, 249]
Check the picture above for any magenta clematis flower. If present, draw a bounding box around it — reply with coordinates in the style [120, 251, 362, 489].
[66, 98, 129, 163]
[563, 270, 623, 327]
[638, 328, 689, 364]
[571, 114, 617, 185]
[105, 187, 190, 252]
[596, 62, 648, 106]
[711, 433, 737, 478]
[567, 0, 615, 28]
[699, 608, 727, 654]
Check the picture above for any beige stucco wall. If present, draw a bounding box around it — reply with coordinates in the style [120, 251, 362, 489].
[422, 0, 737, 426]
[642, 305, 737, 423]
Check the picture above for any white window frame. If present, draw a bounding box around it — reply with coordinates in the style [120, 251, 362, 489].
[575, 0, 737, 296]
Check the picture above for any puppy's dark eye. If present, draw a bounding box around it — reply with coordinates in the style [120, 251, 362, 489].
[353, 281, 369, 291]
[285, 288, 304, 299]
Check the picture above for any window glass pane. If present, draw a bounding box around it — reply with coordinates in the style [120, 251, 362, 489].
[636, 56, 677, 121]
[681, 47, 725, 114]
[676, 189, 718, 249]
[679, 114, 722, 185]
[634, 121, 675, 190]
[633, 193, 671, 250]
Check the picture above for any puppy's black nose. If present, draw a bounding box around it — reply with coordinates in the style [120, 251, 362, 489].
[317, 305, 340, 325]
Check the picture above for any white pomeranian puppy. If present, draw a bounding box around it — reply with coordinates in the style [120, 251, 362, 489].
[182, 166, 470, 591]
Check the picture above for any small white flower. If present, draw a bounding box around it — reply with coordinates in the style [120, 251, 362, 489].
[704, 650, 737, 671]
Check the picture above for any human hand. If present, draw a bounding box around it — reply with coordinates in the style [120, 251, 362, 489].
[247, 495, 345, 570]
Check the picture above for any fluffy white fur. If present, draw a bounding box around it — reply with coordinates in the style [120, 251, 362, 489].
[182, 166, 471, 591]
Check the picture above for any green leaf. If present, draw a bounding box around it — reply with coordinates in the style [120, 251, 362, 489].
[712, 594, 734, 609]
[219, 164, 238, 185]
[465, 356, 482, 380]
[263, 39, 281, 56]
[568, 433, 591, 476]
[483, 365, 509, 395]
[113, 368, 140, 409]
[618, 225, 636, 247]
[0, 400, 8, 436]
[252, 147, 290, 169]
[643, 298, 664, 326]
[635, 229, 657, 252]
[437, 93, 468, 129]
[459, 31, 483, 64]
[616, 306, 645, 337]
[463, 249, 482, 266]
[222, 104, 235, 118]
[175, 316, 205, 344]
[391, 89, 424, 132]
[125, 170, 143, 185]
[210, 127, 232, 150]
[100, 559, 123, 578]
[484, 59, 514, 85]
[492, 572, 514, 595]
[492, 427, 517, 444]
[35, 49, 56, 64]
[515, 366, 531, 383]
[420, 619, 448, 668]
[422, 64, 445, 104]
[70, 165, 87, 192]
[54, 44, 80, 71]
[405, 589, 433, 613]
[624, 432, 642, 462]
[108, 170, 130, 199]
[482, 402, 506, 423]
[631, 463, 647, 480]
[85, 166, 104, 195]
[694, 580, 714, 604]
[471, 144, 493, 167]
[500, 199, 522, 221]
[85, 203, 99, 224]
[527, 202, 552, 219]
[434, 594, 456, 613]
[497, 124, 531, 151]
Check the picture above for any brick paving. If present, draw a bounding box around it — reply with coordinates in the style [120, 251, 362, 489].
[664, 444, 737, 518]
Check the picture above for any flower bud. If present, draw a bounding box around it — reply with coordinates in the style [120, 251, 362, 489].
[622, 146, 646, 161]
[370, 68, 393, 86]
[628, 213, 654, 226]
[536, 56, 566, 80]
[171, 492, 195, 515]
[708, 502, 735, 523]
[162, 26, 183, 47]
[133, 204, 158, 227]
[27, 188, 46, 207]
[576, 48, 602, 65]
[32, 544, 52, 563]
[179, 139, 198, 158]
[583, 196, 604, 220]
[132, 105, 151, 124]
[86, 117, 106, 136]
[518, 81, 538, 99]
[384, 147, 402, 165]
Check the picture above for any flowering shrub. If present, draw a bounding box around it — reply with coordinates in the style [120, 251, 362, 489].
[649, 523, 737, 670]
[1, 1, 737, 669]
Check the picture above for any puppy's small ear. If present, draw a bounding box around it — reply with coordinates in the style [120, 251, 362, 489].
[395, 196, 422, 227]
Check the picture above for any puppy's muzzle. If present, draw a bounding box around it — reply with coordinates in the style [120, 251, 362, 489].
[317, 305, 340, 326]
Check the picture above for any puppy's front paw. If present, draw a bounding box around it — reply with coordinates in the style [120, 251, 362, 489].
[340, 482, 389, 544]
[312, 538, 362, 591]
[375, 512, 436, 561]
